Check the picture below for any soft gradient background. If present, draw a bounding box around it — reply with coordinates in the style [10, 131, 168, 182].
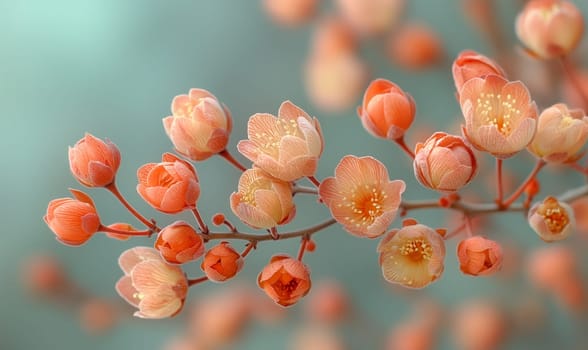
[3, 0, 588, 349]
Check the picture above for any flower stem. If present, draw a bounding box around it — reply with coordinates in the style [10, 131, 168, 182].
[495, 158, 504, 207]
[293, 184, 319, 195]
[187, 276, 208, 287]
[99, 224, 153, 237]
[241, 242, 256, 257]
[503, 159, 546, 207]
[394, 137, 415, 159]
[307, 176, 321, 188]
[105, 183, 158, 231]
[191, 208, 209, 234]
[218, 149, 247, 172]
[297, 236, 309, 261]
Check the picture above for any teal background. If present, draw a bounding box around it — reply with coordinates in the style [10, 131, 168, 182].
[3, 0, 588, 349]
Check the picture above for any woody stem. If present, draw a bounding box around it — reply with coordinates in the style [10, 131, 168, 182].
[105, 183, 159, 231]
[394, 137, 415, 159]
[495, 158, 504, 207]
[218, 149, 247, 172]
[503, 159, 546, 208]
[191, 208, 209, 234]
[297, 236, 309, 261]
[187, 276, 209, 287]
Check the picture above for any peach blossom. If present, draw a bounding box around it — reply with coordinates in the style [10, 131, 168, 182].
[335, 0, 405, 36]
[516, 0, 584, 59]
[451, 50, 506, 94]
[230, 168, 295, 229]
[378, 221, 446, 288]
[137, 153, 200, 213]
[155, 221, 205, 264]
[237, 101, 324, 181]
[387, 23, 444, 70]
[68, 133, 120, 187]
[413, 132, 477, 192]
[263, 0, 318, 27]
[304, 280, 349, 323]
[528, 103, 588, 163]
[319, 155, 405, 238]
[44, 189, 100, 246]
[528, 196, 574, 242]
[257, 254, 311, 307]
[115, 247, 188, 319]
[358, 79, 415, 140]
[451, 300, 506, 350]
[459, 75, 538, 158]
[163, 88, 232, 161]
[457, 236, 503, 276]
[200, 241, 244, 282]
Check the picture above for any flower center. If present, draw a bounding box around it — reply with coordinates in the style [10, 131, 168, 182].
[538, 197, 569, 234]
[399, 238, 432, 262]
[476, 92, 521, 136]
[255, 118, 302, 157]
[344, 184, 387, 227]
[273, 275, 299, 298]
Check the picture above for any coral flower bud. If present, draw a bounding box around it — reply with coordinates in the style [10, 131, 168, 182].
[528, 103, 588, 163]
[230, 168, 295, 229]
[68, 133, 121, 187]
[516, 0, 584, 60]
[104, 222, 136, 241]
[378, 221, 446, 288]
[319, 155, 406, 238]
[451, 50, 507, 94]
[413, 132, 477, 192]
[528, 196, 575, 242]
[387, 23, 444, 70]
[201, 242, 244, 282]
[137, 153, 200, 214]
[457, 236, 503, 276]
[237, 101, 324, 181]
[155, 221, 205, 264]
[257, 254, 311, 307]
[358, 79, 416, 141]
[459, 75, 538, 158]
[44, 189, 100, 246]
[116, 247, 188, 319]
[163, 88, 232, 161]
[262, 0, 318, 27]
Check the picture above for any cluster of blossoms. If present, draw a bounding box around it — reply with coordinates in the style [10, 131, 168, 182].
[44, 0, 588, 320]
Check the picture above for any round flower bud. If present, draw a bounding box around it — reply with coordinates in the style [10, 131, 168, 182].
[155, 221, 205, 264]
[457, 236, 503, 276]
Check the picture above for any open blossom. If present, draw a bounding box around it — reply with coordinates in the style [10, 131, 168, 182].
[413, 132, 477, 192]
[201, 242, 244, 282]
[378, 221, 446, 288]
[115, 247, 188, 319]
[230, 168, 295, 229]
[528, 103, 588, 163]
[358, 79, 415, 141]
[528, 196, 575, 242]
[237, 101, 324, 181]
[137, 153, 200, 214]
[155, 221, 205, 264]
[257, 254, 311, 307]
[457, 236, 503, 276]
[163, 88, 232, 161]
[44, 189, 100, 246]
[451, 50, 506, 94]
[319, 155, 405, 238]
[459, 75, 538, 158]
[516, 0, 584, 59]
[68, 133, 121, 187]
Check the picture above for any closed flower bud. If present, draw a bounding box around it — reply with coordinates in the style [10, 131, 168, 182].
[201, 242, 244, 282]
[451, 50, 506, 94]
[44, 189, 100, 246]
[528, 103, 588, 163]
[230, 168, 295, 229]
[516, 0, 584, 59]
[413, 132, 477, 192]
[163, 89, 232, 161]
[116, 247, 188, 319]
[257, 254, 311, 307]
[137, 153, 200, 214]
[155, 221, 205, 264]
[68, 133, 121, 187]
[529, 196, 575, 242]
[457, 236, 503, 276]
[238, 101, 324, 181]
[358, 79, 416, 140]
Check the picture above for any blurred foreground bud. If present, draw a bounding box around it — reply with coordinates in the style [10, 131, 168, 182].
[68, 133, 120, 187]
[44, 189, 100, 246]
[528, 103, 588, 163]
[378, 221, 446, 289]
[335, 0, 405, 36]
[452, 50, 506, 94]
[526, 245, 578, 289]
[137, 153, 200, 213]
[238, 101, 324, 181]
[319, 155, 405, 238]
[387, 23, 443, 70]
[155, 221, 205, 264]
[311, 17, 357, 57]
[263, 0, 318, 26]
[304, 280, 349, 323]
[457, 236, 503, 276]
[22, 254, 67, 296]
[258, 254, 311, 307]
[413, 132, 477, 192]
[516, 0, 584, 59]
[451, 300, 507, 350]
[290, 326, 346, 350]
[230, 168, 295, 229]
[79, 299, 118, 335]
[528, 196, 574, 242]
[116, 247, 188, 319]
[358, 79, 416, 141]
[163, 89, 232, 161]
[201, 242, 244, 282]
